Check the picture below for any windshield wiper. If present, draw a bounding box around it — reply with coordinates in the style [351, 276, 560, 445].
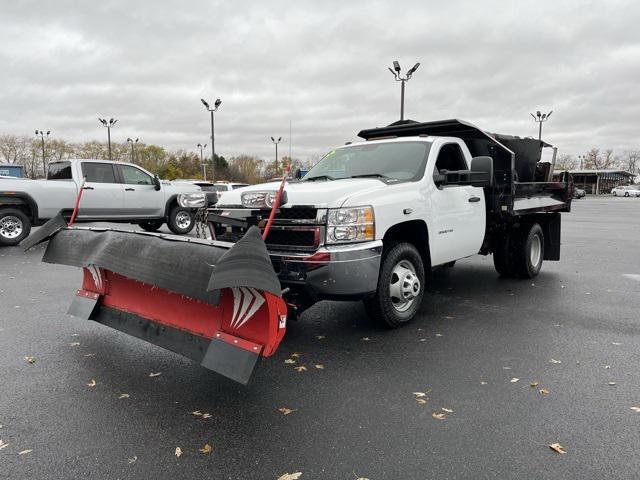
[304, 175, 336, 181]
[350, 173, 390, 180]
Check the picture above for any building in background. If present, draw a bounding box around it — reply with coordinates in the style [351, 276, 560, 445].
[0, 164, 24, 178]
[554, 169, 636, 194]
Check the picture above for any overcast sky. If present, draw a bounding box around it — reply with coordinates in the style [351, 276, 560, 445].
[1, 0, 638, 161]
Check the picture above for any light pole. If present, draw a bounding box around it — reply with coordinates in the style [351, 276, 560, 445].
[530, 110, 553, 141]
[200, 98, 221, 180]
[388, 60, 420, 121]
[197, 143, 208, 180]
[271, 136, 282, 175]
[98, 118, 118, 160]
[126, 137, 139, 163]
[34, 130, 50, 176]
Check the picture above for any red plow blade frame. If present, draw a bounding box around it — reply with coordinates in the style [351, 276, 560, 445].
[26, 219, 287, 385]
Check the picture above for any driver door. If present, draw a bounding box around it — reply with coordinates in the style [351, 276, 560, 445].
[429, 142, 486, 265]
[116, 164, 164, 217]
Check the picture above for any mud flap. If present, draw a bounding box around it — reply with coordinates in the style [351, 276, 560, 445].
[201, 332, 262, 385]
[67, 290, 99, 319]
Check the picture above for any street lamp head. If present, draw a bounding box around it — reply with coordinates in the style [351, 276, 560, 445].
[393, 60, 401, 73]
[271, 136, 275, 142]
[197, 143, 202, 148]
[135, 138, 138, 143]
[46, 131, 50, 136]
[530, 113, 536, 120]
[541, 113, 547, 120]
[127, 137, 132, 142]
[536, 111, 541, 118]
[35, 130, 39, 135]
[110, 119, 117, 126]
[278, 137, 282, 142]
[407, 62, 420, 77]
[201, 98, 210, 109]
[98, 118, 106, 126]
[546, 110, 553, 119]
[214, 98, 222, 108]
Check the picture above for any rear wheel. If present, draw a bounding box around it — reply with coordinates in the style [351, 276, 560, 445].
[363, 242, 425, 328]
[0, 208, 31, 246]
[168, 206, 194, 234]
[624, 192, 630, 197]
[138, 219, 164, 232]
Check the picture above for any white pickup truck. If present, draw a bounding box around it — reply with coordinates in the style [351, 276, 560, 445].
[0, 159, 202, 246]
[207, 119, 572, 327]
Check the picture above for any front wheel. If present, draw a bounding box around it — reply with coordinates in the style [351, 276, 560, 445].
[624, 192, 630, 197]
[0, 208, 31, 246]
[363, 242, 425, 328]
[167, 206, 194, 234]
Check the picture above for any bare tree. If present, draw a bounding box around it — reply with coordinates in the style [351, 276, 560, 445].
[583, 148, 618, 169]
[554, 153, 577, 171]
[621, 150, 640, 175]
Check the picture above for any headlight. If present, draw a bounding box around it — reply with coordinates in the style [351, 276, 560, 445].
[177, 192, 207, 208]
[241, 191, 278, 208]
[326, 206, 374, 244]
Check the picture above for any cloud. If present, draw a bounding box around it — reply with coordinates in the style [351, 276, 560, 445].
[1, 0, 639, 160]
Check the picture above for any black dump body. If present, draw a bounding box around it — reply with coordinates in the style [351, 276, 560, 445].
[358, 119, 572, 218]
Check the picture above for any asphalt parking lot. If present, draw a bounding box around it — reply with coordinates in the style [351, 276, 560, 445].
[1, 196, 639, 480]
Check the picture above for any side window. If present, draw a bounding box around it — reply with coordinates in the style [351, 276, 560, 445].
[120, 165, 153, 185]
[434, 144, 468, 175]
[82, 162, 117, 183]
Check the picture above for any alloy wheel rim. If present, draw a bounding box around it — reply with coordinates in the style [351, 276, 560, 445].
[176, 212, 191, 229]
[0, 216, 23, 239]
[389, 259, 420, 313]
[530, 234, 542, 267]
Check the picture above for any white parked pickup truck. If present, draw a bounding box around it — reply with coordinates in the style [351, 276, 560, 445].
[0, 159, 203, 246]
[207, 119, 573, 327]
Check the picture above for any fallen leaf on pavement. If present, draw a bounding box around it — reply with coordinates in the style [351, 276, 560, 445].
[278, 407, 296, 415]
[530, 381, 539, 387]
[277, 472, 302, 480]
[630, 407, 640, 412]
[175, 447, 182, 458]
[435, 333, 443, 337]
[149, 372, 161, 377]
[442, 408, 453, 413]
[361, 337, 370, 341]
[83, 353, 96, 357]
[199, 443, 213, 454]
[480, 381, 488, 385]
[18, 449, 32, 455]
[294, 366, 307, 372]
[291, 353, 300, 358]
[413, 392, 427, 397]
[0, 440, 9, 450]
[201, 413, 212, 419]
[510, 378, 520, 383]
[128, 456, 137, 464]
[415, 398, 427, 405]
[445, 316, 455, 320]
[69, 342, 80, 347]
[432, 412, 446, 420]
[118, 393, 130, 399]
[550, 359, 562, 364]
[609, 382, 616, 386]
[315, 335, 326, 340]
[24, 356, 36, 364]
[539, 389, 550, 395]
[87, 379, 96, 387]
[604, 365, 611, 369]
[191, 410, 203, 416]
[549, 443, 566, 454]
[284, 359, 296, 364]
[314, 364, 324, 369]
[612, 342, 621, 346]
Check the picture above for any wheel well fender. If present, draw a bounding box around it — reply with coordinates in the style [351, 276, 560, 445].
[382, 220, 431, 268]
[0, 193, 38, 221]
[164, 194, 179, 218]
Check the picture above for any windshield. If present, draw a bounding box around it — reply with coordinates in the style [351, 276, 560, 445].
[304, 141, 431, 182]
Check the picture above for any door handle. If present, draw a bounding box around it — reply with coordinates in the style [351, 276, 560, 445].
[82, 186, 94, 190]
[125, 188, 135, 191]
[468, 196, 481, 203]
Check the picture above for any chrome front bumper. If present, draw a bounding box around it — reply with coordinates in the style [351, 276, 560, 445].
[269, 240, 383, 298]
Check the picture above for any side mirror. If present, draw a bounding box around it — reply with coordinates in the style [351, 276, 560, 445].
[470, 156, 493, 187]
[153, 175, 161, 191]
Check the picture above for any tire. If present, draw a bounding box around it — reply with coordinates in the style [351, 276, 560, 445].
[138, 220, 164, 232]
[363, 242, 425, 328]
[167, 206, 194, 234]
[0, 208, 31, 246]
[613, 192, 617, 196]
[624, 192, 629, 197]
[511, 223, 544, 278]
[493, 230, 515, 277]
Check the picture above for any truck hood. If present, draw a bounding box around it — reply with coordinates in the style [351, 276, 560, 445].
[216, 178, 388, 208]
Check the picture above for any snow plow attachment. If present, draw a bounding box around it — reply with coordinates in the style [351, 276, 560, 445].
[26, 216, 287, 385]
